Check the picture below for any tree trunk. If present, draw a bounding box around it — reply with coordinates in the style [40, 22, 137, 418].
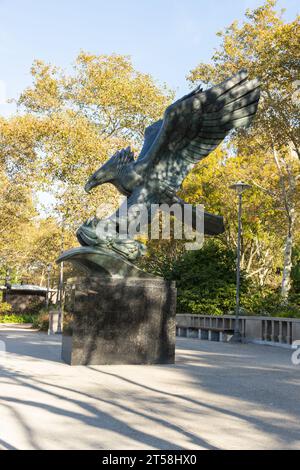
[39, 268, 45, 287]
[281, 211, 295, 303]
[272, 147, 298, 304]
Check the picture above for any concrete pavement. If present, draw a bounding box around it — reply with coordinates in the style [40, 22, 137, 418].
[0, 327, 300, 450]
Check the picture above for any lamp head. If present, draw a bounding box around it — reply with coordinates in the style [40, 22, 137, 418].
[229, 181, 251, 195]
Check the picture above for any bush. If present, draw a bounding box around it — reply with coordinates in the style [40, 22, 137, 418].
[0, 312, 37, 323]
[140, 239, 300, 318]
[176, 286, 237, 315]
[0, 302, 12, 315]
[271, 305, 300, 318]
[291, 246, 300, 295]
[32, 310, 49, 331]
[140, 239, 250, 315]
[0, 309, 52, 330]
[236, 288, 300, 318]
[172, 240, 248, 315]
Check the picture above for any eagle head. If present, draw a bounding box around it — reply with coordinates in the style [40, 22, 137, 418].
[84, 146, 134, 193]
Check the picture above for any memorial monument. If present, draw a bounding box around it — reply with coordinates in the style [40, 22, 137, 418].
[57, 69, 260, 365]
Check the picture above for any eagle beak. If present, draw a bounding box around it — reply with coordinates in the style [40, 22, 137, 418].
[84, 177, 100, 193]
[84, 180, 93, 193]
[85, 167, 106, 193]
[84, 175, 98, 193]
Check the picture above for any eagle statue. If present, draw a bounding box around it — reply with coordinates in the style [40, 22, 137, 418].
[58, 70, 260, 277]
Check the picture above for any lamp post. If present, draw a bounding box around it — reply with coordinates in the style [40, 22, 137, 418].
[57, 215, 65, 334]
[230, 181, 251, 342]
[4, 268, 11, 302]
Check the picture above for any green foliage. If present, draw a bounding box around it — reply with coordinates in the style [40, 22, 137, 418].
[0, 312, 37, 323]
[0, 5, 298, 311]
[0, 53, 173, 284]
[141, 239, 247, 315]
[245, 289, 300, 317]
[0, 308, 52, 330]
[141, 237, 300, 317]
[187, 0, 300, 301]
[0, 302, 12, 315]
[176, 287, 236, 316]
[32, 310, 49, 331]
[0, 303, 53, 327]
[138, 239, 185, 279]
[291, 246, 300, 294]
[10, 53, 174, 227]
[172, 240, 246, 315]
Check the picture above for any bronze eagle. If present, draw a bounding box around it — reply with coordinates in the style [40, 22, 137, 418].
[75, 69, 260, 261]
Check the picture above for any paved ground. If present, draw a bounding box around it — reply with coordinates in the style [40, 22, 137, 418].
[0, 326, 300, 450]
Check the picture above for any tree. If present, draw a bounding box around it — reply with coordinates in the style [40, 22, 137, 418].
[291, 246, 300, 299]
[172, 240, 246, 315]
[0, 164, 75, 285]
[0, 165, 36, 280]
[187, 0, 300, 302]
[0, 53, 173, 283]
[10, 53, 173, 227]
[180, 147, 285, 289]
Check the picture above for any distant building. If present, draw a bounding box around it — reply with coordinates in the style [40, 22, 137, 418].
[0, 284, 57, 312]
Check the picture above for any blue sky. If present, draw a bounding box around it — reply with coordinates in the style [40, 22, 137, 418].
[0, 0, 298, 117]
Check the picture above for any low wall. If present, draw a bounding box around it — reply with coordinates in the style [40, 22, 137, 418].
[5, 293, 46, 313]
[176, 314, 300, 347]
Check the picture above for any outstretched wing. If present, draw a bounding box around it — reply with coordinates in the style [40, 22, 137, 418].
[135, 70, 260, 191]
[138, 119, 163, 159]
[137, 86, 205, 159]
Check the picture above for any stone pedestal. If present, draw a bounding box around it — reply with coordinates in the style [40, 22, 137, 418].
[62, 277, 176, 365]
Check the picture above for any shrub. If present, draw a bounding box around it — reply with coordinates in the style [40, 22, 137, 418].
[0, 302, 12, 315]
[0, 312, 37, 323]
[291, 246, 300, 295]
[141, 239, 300, 318]
[172, 240, 249, 315]
[32, 310, 49, 331]
[239, 289, 300, 318]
